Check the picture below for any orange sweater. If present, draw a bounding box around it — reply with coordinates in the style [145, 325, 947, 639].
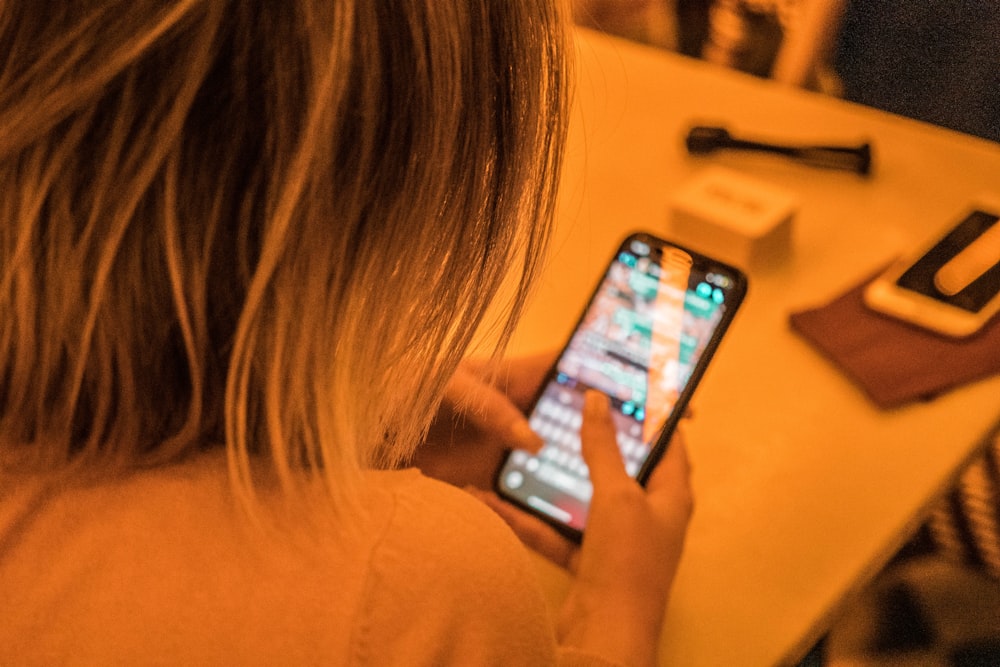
[0, 453, 618, 666]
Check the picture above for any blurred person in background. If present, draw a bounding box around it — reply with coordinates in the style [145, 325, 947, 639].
[573, 0, 846, 92]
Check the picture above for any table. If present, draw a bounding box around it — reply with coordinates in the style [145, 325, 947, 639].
[511, 28, 1000, 666]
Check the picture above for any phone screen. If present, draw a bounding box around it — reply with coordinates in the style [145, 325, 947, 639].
[495, 233, 746, 536]
[895, 209, 1000, 313]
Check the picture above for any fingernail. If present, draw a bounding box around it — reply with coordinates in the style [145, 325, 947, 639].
[583, 390, 607, 416]
[509, 419, 544, 453]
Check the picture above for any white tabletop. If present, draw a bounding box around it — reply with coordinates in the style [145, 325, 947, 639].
[512, 29, 1000, 666]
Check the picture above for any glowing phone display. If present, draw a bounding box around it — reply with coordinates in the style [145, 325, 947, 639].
[495, 232, 747, 539]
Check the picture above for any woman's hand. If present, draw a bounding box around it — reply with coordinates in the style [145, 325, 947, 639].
[559, 391, 692, 666]
[421, 357, 694, 665]
[413, 354, 553, 489]
[471, 391, 693, 667]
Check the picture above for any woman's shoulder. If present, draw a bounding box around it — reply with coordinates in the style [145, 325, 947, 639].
[353, 470, 560, 664]
[0, 456, 558, 664]
[368, 468, 542, 599]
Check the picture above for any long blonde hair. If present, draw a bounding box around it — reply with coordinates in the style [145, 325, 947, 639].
[0, 0, 569, 507]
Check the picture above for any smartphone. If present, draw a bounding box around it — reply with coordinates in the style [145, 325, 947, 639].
[494, 232, 747, 540]
[863, 198, 1000, 338]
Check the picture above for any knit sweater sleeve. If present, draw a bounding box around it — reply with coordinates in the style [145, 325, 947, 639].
[350, 473, 623, 667]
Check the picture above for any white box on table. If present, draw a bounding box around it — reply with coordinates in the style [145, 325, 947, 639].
[668, 166, 798, 270]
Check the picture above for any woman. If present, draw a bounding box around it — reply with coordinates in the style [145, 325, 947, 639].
[0, 1, 692, 665]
